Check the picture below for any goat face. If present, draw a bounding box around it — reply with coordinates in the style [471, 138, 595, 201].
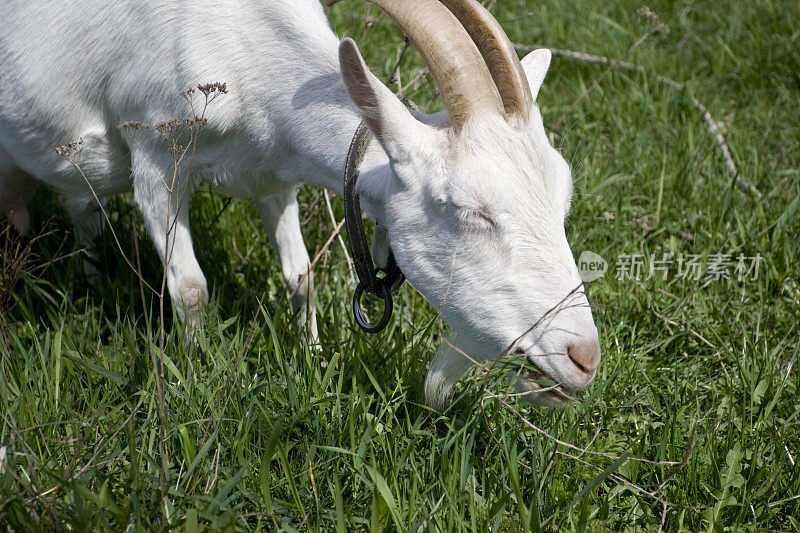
[341, 38, 600, 405]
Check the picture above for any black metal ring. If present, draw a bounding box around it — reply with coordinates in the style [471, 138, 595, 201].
[352, 278, 393, 333]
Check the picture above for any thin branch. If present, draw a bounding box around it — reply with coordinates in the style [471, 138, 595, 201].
[53, 155, 160, 295]
[289, 218, 346, 301]
[484, 394, 681, 466]
[323, 190, 356, 285]
[550, 28, 660, 131]
[654, 412, 722, 493]
[73, 396, 145, 478]
[514, 43, 762, 199]
[652, 309, 717, 350]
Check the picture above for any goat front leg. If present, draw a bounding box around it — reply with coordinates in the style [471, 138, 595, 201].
[64, 197, 107, 283]
[132, 151, 208, 324]
[425, 335, 479, 409]
[256, 188, 318, 347]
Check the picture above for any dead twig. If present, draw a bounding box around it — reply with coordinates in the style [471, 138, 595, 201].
[485, 394, 681, 466]
[549, 27, 662, 132]
[323, 190, 356, 285]
[652, 309, 717, 350]
[654, 412, 723, 493]
[73, 396, 146, 478]
[513, 44, 762, 199]
[289, 218, 346, 301]
[54, 148, 160, 295]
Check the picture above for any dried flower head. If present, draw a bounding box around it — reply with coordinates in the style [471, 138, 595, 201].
[118, 120, 150, 132]
[185, 116, 208, 130]
[197, 82, 228, 96]
[55, 138, 84, 159]
[637, 5, 669, 35]
[155, 118, 180, 136]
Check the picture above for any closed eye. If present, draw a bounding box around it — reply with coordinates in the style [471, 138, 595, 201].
[458, 207, 496, 230]
[437, 193, 497, 231]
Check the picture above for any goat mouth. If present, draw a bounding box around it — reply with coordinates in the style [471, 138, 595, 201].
[520, 370, 573, 404]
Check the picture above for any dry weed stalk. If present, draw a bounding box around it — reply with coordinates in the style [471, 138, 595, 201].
[551, 8, 668, 132]
[323, 190, 356, 284]
[289, 217, 346, 301]
[0, 219, 81, 342]
[55, 82, 228, 460]
[513, 28, 761, 199]
[431, 275, 700, 516]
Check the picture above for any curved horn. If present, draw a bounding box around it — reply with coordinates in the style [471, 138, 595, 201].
[439, 0, 533, 119]
[330, 0, 504, 130]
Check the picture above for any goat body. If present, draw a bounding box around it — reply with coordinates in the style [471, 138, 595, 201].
[0, 0, 601, 407]
[1, 1, 359, 327]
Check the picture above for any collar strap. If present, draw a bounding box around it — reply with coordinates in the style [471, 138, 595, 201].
[343, 120, 405, 333]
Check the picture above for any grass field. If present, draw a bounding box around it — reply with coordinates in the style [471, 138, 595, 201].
[2, 0, 799, 530]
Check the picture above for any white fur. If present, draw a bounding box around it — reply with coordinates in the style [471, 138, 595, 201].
[0, 0, 599, 407]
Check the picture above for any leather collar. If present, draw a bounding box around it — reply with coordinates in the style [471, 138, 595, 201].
[343, 120, 405, 333]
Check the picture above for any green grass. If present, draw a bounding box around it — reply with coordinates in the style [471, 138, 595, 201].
[2, 0, 799, 530]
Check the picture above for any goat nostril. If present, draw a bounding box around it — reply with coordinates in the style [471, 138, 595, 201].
[567, 348, 590, 374]
[567, 341, 601, 375]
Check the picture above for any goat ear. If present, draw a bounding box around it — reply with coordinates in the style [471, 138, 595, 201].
[520, 48, 552, 101]
[339, 38, 420, 158]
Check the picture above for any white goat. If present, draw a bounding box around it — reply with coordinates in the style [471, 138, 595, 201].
[0, 0, 600, 407]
